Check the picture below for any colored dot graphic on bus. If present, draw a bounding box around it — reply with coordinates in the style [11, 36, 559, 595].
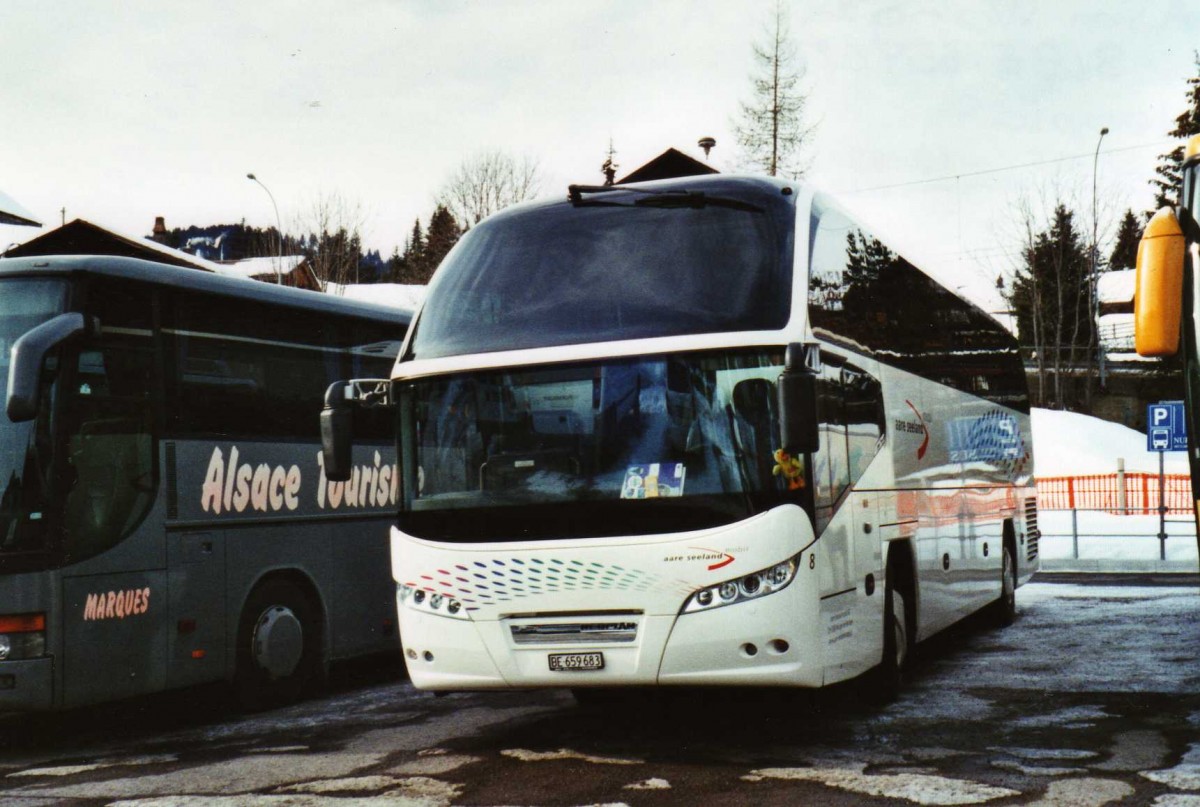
[409, 557, 660, 607]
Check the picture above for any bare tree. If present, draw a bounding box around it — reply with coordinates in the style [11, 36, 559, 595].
[436, 150, 542, 229]
[732, 0, 815, 178]
[294, 191, 367, 292]
[1010, 197, 1047, 405]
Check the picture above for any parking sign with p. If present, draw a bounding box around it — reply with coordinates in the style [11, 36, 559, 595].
[1147, 401, 1188, 452]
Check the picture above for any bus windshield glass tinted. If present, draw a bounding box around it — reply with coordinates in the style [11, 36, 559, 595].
[397, 350, 808, 542]
[0, 279, 68, 557]
[406, 180, 795, 359]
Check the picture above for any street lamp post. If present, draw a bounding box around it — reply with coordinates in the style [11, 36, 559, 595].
[1091, 127, 1109, 393]
[247, 173, 283, 285]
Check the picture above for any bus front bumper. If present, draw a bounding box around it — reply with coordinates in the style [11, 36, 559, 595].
[0, 657, 54, 712]
[399, 580, 822, 690]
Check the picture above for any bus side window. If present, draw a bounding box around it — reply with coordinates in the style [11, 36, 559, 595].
[165, 293, 346, 440]
[813, 366, 849, 534]
[844, 369, 884, 483]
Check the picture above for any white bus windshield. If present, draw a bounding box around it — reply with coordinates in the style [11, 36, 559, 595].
[397, 349, 809, 542]
[405, 180, 796, 360]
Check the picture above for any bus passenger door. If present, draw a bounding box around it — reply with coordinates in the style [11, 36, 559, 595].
[850, 492, 883, 677]
[58, 311, 167, 708]
[166, 529, 227, 688]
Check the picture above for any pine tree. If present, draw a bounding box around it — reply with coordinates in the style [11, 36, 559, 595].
[732, 0, 814, 178]
[1151, 52, 1200, 210]
[1009, 204, 1091, 408]
[387, 247, 405, 284]
[390, 219, 425, 285]
[1107, 210, 1142, 272]
[421, 205, 462, 281]
[601, 140, 618, 186]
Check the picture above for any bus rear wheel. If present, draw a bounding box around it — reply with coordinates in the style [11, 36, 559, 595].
[992, 542, 1017, 627]
[234, 579, 322, 711]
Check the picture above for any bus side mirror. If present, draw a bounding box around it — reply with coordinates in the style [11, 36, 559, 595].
[777, 342, 820, 455]
[7, 313, 90, 422]
[321, 381, 354, 482]
[1135, 207, 1186, 357]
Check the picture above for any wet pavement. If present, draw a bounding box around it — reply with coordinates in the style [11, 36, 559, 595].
[1, 577, 1199, 805]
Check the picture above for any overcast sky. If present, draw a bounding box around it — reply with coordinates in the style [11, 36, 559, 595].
[2, 0, 1198, 312]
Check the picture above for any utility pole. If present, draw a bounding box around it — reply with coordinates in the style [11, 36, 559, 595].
[1089, 127, 1109, 404]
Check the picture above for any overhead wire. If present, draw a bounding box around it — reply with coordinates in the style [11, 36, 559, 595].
[836, 140, 1173, 195]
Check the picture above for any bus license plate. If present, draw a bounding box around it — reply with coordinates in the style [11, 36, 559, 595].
[548, 652, 605, 672]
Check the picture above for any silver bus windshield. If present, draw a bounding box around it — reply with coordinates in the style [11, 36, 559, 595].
[0, 279, 68, 556]
[397, 349, 809, 542]
[404, 181, 795, 360]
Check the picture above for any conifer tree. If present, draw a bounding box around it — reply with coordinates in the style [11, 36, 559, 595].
[601, 140, 618, 186]
[732, 0, 814, 178]
[1151, 53, 1200, 210]
[390, 219, 425, 284]
[1107, 209, 1142, 272]
[421, 205, 462, 280]
[1009, 204, 1091, 408]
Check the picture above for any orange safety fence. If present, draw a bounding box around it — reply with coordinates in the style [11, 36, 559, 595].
[1036, 473, 1194, 514]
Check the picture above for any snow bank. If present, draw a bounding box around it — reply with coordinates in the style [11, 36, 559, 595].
[1031, 407, 1189, 477]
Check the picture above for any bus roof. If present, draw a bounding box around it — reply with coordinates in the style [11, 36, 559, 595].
[0, 254, 412, 326]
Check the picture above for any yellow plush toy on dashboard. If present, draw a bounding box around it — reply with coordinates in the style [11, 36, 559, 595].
[772, 448, 805, 490]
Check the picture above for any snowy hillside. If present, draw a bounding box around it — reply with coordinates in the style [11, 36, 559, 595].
[1031, 408, 1189, 477]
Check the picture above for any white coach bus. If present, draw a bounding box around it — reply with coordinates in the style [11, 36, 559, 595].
[324, 174, 1039, 698]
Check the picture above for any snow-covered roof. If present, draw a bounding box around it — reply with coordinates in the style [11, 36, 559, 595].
[212, 255, 306, 280]
[12, 216, 231, 273]
[326, 282, 425, 310]
[0, 187, 40, 227]
[1098, 269, 1134, 305]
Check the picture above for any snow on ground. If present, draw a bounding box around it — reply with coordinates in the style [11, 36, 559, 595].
[1031, 407, 1188, 476]
[1039, 512, 1198, 565]
[1032, 408, 1196, 567]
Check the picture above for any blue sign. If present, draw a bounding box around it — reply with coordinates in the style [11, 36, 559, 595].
[1147, 401, 1188, 452]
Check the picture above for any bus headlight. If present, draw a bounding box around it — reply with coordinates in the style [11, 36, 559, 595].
[0, 613, 47, 660]
[680, 558, 799, 614]
[399, 585, 470, 621]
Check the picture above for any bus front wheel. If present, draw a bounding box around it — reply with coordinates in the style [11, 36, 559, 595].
[234, 579, 322, 710]
[875, 570, 911, 703]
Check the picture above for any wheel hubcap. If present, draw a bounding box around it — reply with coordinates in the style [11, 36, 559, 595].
[251, 605, 303, 680]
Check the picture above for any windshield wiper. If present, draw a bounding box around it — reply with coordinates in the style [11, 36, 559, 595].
[567, 184, 763, 213]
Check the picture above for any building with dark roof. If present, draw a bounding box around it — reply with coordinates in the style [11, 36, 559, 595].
[4, 218, 320, 290]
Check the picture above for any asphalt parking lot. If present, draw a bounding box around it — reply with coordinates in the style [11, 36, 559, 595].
[2, 576, 1199, 806]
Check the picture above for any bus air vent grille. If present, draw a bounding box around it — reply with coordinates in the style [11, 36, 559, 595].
[1024, 497, 1039, 561]
[510, 621, 638, 645]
